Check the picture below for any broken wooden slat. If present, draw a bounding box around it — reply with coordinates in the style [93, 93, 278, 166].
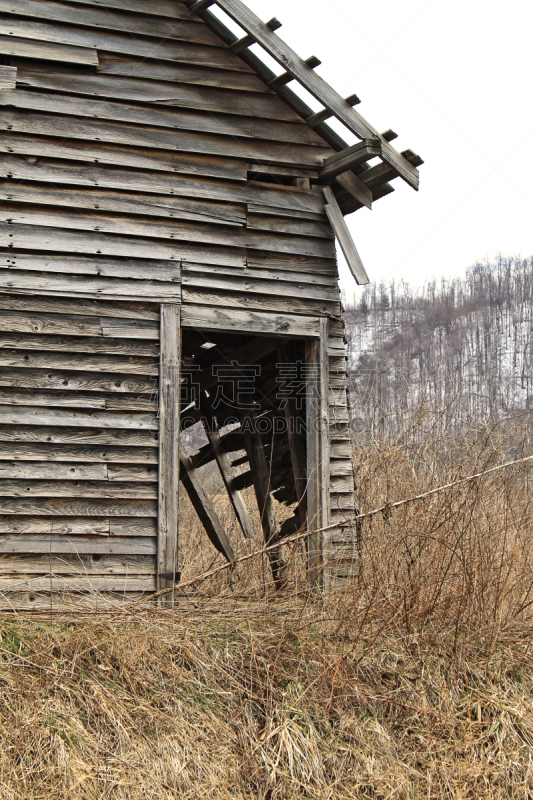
[158, 304, 181, 597]
[335, 171, 373, 211]
[179, 445, 235, 563]
[323, 188, 370, 286]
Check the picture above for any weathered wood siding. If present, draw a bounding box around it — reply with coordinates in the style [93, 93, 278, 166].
[0, 0, 357, 595]
[0, 295, 160, 602]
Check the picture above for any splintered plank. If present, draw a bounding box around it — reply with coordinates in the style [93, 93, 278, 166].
[0, 133, 247, 182]
[158, 304, 181, 595]
[0, 538, 156, 555]
[15, 69, 301, 121]
[0, 1, 221, 44]
[0, 575, 155, 591]
[0, 367, 157, 394]
[0, 89, 325, 146]
[0, 110, 330, 167]
[0, 33, 98, 63]
[324, 188, 370, 285]
[0, 442, 158, 463]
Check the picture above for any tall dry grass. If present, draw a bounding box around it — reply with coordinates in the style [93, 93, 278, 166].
[2, 396, 533, 798]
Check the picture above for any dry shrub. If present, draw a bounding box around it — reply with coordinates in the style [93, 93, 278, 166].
[2, 399, 533, 798]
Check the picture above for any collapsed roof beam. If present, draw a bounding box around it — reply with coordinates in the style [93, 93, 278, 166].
[323, 187, 370, 285]
[203, 0, 420, 190]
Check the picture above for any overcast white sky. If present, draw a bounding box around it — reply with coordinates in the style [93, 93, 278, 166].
[218, 0, 533, 295]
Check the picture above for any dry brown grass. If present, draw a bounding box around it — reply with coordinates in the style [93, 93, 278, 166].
[2, 402, 533, 798]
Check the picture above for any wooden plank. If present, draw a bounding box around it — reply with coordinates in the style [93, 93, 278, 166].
[0, 367, 157, 395]
[0, 536, 156, 555]
[0, 253, 181, 284]
[246, 213, 333, 239]
[1, 110, 330, 168]
[319, 140, 381, 182]
[0, 425, 158, 448]
[0, 460, 156, 483]
[0, 293, 159, 320]
[335, 171, 373, 210]
[242, 414, 284, 588]
[0, 272, 182, 302]
[0, 309, 159, 340]
[1, 184, 246, 228]
[0, 335, 158, 360]
[182, 261, 335, 288]
[277, 344, 307, 526]
[0, 405, 158, 430]
[0, 223, 246, 269]
[182, 287, 338, 319]
[0, 350, 159, 376]
[179, 445, 235, 563]
[0, 33, 98, 63]
[182, 271, 339, 303]
[181, 306, 321, 338]
[323, 188, 370, 286]
[0, 155, 325, 214]
[0, 387, 157, 411]
[59, 0, 193, 18]
[1, 209, 336, 260]
[0, 517, 156, 535]
[0, 133, 247, 182]
[0, 1, 221, 43]
[15, 69, 300, 121]
[97, 53, 272, 93]
[0, 89, 325, 146]
[0, 575, 155, 591]
[211, 0, 420, 188]
[0, 498, 157, 515]
[0, 64, 16, 90]
[158, 304, 181, 596]
[201, 403, 256, 540]
[0, 442, 158, 463]
[0, 480, 157, 498]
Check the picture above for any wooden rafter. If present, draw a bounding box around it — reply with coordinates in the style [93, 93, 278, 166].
[189, 0, 420, 190]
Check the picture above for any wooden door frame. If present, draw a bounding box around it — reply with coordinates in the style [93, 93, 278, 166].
[157, 304, 330, 592]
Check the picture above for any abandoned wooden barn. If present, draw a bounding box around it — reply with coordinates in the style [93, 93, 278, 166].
[0, 0, 422, 608]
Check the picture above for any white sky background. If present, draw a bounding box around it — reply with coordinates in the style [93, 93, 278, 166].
[220, 0, 533, 297]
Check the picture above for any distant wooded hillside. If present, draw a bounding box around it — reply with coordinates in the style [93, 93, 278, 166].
[344, 256, 533, 434]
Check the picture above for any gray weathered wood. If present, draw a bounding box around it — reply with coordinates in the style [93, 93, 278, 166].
[0, 442, 158, 464]
[0, 64, 16, 90]
[0, 309, 160, 340]
[0, 367, 156, 395]
[1, 184, 245, 228]
[0, 425, 158, 448]
[0, 462, 157, 482]
[0, 517, 156, 536]
[0, 0, 221, 43]
[182, 287, 338, 319]
[0, 387, 156, 411]
[0, 480, 157, 499]
[0, 294, 159, 321]
[182, 270, 338, 303]
[0, 251, 181, 283]
[319, 140, 381, 182]
[200, 403, 256, 540]
[0, 536, 156, 555]
[0, 575, 155, 591]
[0, 350, 159, 376]
[158, 304, 181, 596]
[0, 272, 182, 303]
[335, 171, 373, 210]
[15, 69, 300, 121]
[181, 306, 321, 338]
[0, 553, 155, 574]
[323, 188, 370, 285]
[0, 498, 157, 516]
[179, 445, 235, 563]
[0, 90, 325, 146]
[242, 413, 284, 588]
[0, 33, 98, 63]
[1, 110, 330, 167]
